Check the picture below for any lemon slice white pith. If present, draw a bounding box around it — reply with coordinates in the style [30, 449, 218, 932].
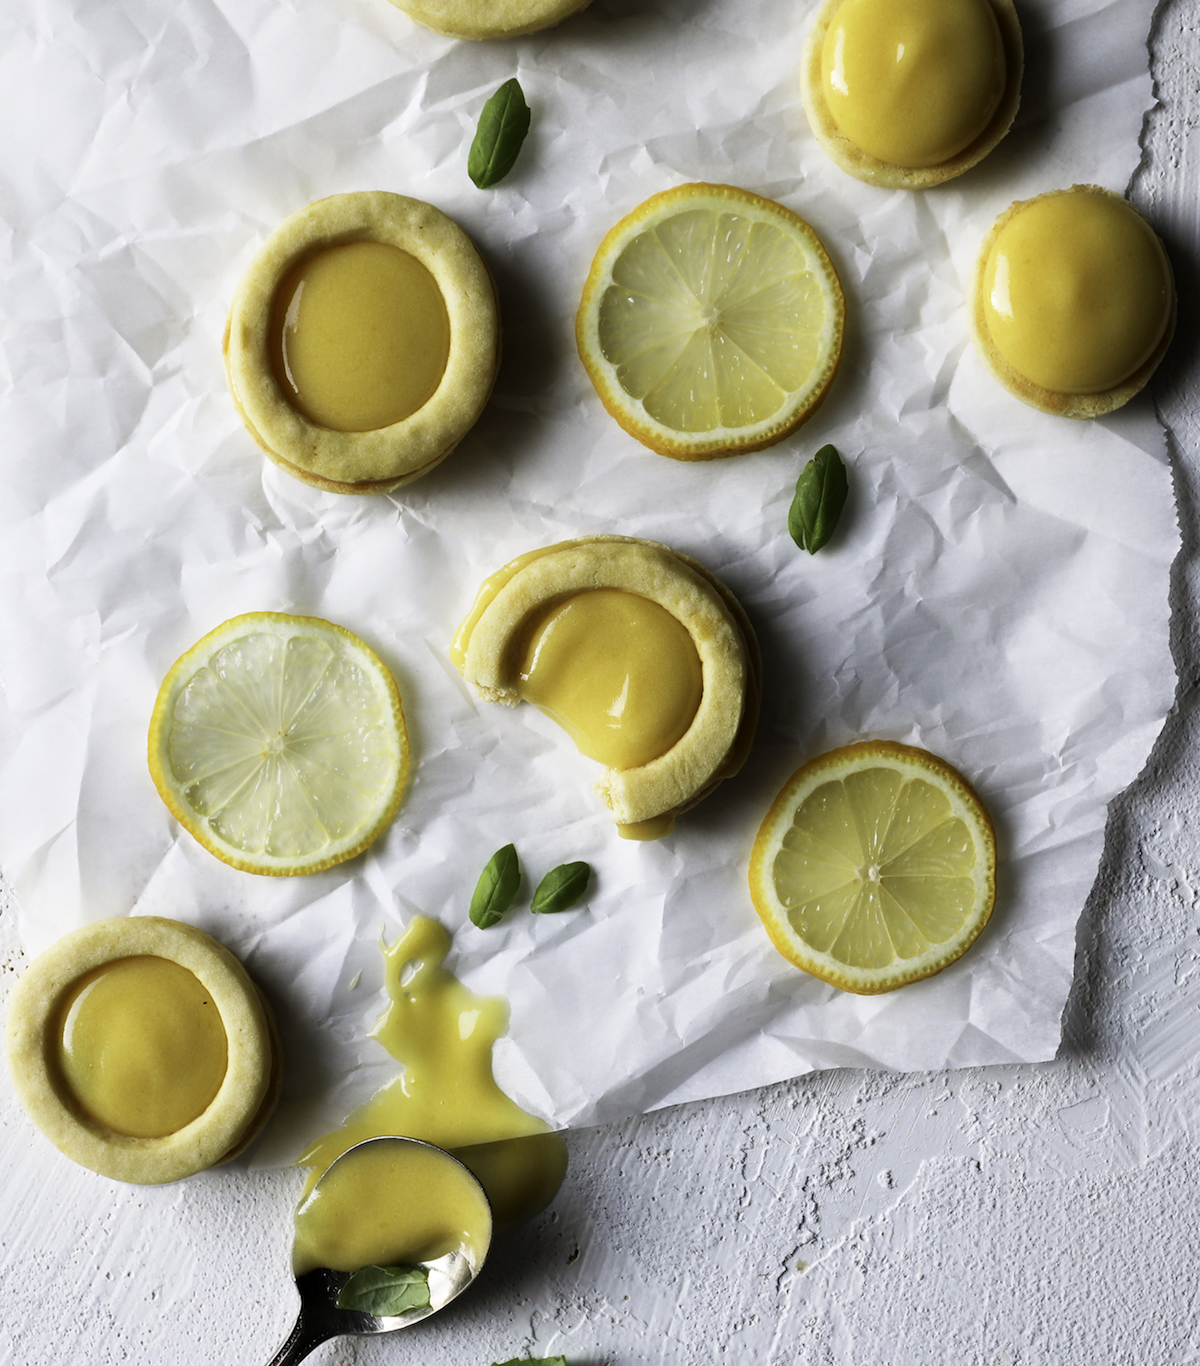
[149, 613, 408, 877]
[749, 741, 996, 994]
[577, 183, 845, 460]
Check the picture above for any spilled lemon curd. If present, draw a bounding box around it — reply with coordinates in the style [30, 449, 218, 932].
[292, 1139, 492, 1276]
[981, 190, 1174, 395]
[270, 241, 451, 432]
[295, 916, 567, 1272]
[520, 589, 703, 772]
[821, 0, 1006, 168]
[54, 955, 228, 1139]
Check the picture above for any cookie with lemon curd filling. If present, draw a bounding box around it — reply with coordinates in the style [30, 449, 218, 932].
[389, 0, 592, 39]
[5, 917, 281, 1184]
[452, 536, 760, 839]
[801, 0, 1023, 189]
[970, 186, 1176, 419]
[225, 192, 500, 494]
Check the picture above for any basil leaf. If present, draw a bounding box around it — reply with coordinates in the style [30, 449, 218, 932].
[531, 862, 590, 914]
[470, 844, 521, 927]
[788, 444, 848, 554]
[491, 1358, 567, 1365]
[336, 1264, 430, 1316]
[468, 78, 532, 189]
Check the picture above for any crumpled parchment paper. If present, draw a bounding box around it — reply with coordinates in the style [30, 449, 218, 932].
[0, 0, 1175, 1161]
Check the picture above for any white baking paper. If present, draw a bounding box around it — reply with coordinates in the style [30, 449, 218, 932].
[0, 0, 1176, 1160]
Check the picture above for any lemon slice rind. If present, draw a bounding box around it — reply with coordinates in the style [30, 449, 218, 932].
[149, 613, 409, 877]
[749, 741, 996, 994]
[577, 184, 845, 460]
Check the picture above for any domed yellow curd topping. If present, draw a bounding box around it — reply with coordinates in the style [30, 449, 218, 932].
[981, 190, 1173, 395]
[821, 0, 1006, 168]
[54, 955, 228, 1139]
[270, 241, 451, 432]
[519, 589, 703, 772]
[292, 1139, 492, 1276]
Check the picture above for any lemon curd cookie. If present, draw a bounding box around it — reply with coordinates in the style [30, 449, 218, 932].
[6, 917, 282, 1184]
[389, 0, 591, 39]
[452, 536, 761, 839]
[225, 192, 500, 494]
[969, 185, 1176, 418]
[801, 0, 1022, 189]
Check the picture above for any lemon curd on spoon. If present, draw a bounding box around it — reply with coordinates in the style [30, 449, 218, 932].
[971, 186, 1175, 417]
[292, 1139, 492, 1276]
[297, 916, 567, 1249]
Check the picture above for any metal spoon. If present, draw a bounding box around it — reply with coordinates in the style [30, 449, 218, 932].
[264, 1136, 492, 1366]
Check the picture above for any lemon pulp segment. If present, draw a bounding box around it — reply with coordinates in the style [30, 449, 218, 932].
[519, 589, 703, 771]
[750, 742, 996, 993]
[578, 185, 844, 458]
[149, 614, 408, 877]
[982, 189, 1173, 395]
[270, 242, 451, 433]
[297, 915, 567, 1233]
[54, 955, 228, 1139]
[821, 0, 1005, 168]
[292, 1139, 492, 1276]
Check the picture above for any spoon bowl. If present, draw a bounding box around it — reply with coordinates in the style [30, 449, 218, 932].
[264, 1136, 492, 1366]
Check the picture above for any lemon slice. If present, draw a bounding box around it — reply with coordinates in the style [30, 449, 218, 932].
[749, 741, 996, 994]
[576, 183, 845, 460]
[149, 613, 409, 877]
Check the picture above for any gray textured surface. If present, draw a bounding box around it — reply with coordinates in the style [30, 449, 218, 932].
[3, 2, 1200, 1363]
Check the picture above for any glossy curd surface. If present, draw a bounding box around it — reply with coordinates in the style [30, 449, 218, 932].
[298, 916, 567, 1238]
[519, 589, 703, 772]
[54, 955, 228, 1139]
[821, 0, 1005, 168]
[270, 241, 450, 432]
[982, 190, 1173, 394]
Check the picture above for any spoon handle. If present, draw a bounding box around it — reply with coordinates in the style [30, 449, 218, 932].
[262, 1307, 338, 1366]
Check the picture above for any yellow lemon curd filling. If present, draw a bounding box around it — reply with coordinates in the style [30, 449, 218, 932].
[296, 916, 566, 1270]
[54, 955, 228, 1139]
[519, 589, 703, 772]
[293, 1140, 492, 1277]
[270, 241, 451, 432]
[981, 191, 1173, 396]
[821, 0, 1005, 168]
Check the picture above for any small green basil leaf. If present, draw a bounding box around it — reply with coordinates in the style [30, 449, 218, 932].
[491, 1358, 568, 1366]
[470, 844, 521, 928]
[468, 78, 532, 189]
[531, 862, 591, 914]
[788, 444, 849, 554]
[336, 1264, 431, 1316]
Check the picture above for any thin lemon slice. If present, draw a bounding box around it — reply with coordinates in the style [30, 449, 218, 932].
[576, 183, 845, 460]
[149, 613, 409, 877]
[749, 741, 996, 994]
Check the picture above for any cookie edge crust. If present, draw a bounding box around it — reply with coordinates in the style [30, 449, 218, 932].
[576, 184, 845, 461]
[456, 536, 756, 827]
[967, 185, 1177, 419]
[225, 192, 500, 492]
[390, 0, 592, 38]
[5, 917, 279, 1185]
[800, 0, 1023, 190]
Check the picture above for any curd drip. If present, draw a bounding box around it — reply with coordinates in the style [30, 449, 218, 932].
[519, 589, 703, 771]
[821, 0, 1005, 168]
[297, 916, 566, 1266]
[54, 955, 228, 1139]
[981, 190, 1173, 394]
[292, 1139, 491, 1276]
[270, 241, 450, 432]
